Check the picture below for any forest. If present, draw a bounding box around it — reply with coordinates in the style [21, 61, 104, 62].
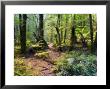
[14, 14, 97, 76]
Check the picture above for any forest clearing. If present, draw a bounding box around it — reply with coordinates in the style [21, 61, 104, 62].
[14, 14, 97, 76]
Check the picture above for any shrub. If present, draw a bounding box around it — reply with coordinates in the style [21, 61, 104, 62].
[14, 58, 33, 76]
[54, 51, 97, 76]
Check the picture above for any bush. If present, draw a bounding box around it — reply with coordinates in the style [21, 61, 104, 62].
[54, 51, 97, 76]
[14, 58, 33, 76]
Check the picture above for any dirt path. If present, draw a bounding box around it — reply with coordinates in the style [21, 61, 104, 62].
[24, 49, 61, 76]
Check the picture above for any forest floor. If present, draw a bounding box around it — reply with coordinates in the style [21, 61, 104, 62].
[15, 46, 97, 76]
[24, 49, 62, 76]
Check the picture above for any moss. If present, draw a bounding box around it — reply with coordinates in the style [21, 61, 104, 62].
[34, 52, 49, 59]
[14, 58, 27, 76]
[31, 45, 42, 50]
[14, 58, 34, 76]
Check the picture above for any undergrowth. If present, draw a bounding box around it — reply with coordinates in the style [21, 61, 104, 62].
[54, 51, 97, 76]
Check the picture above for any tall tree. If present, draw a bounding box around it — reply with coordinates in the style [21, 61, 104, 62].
[89, 14, 94, 53]
[63, 15, 68, 44]
[60, 15, 63, 43]
[70, 26, 75, 49]
[39, 14, 44, 39]
[56, 14, 61, 47]
[70, 15, 76, 50]
[94, 32, 97, 52]
[19, 14, 27, 53]
[33, 14, 48, 49]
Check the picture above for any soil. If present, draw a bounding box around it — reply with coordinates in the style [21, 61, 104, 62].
[24, 49, 61, 76]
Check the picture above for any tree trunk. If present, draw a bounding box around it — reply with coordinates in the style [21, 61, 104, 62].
[19, 14, 27, 54]
[14, 26, 16, 45]
[50, 29, 53, 43]
[54, 14, 62, 51]
[60, 15, 63, 43]
[70, 26, 75, 50]
[89, 14, 94, 53]
[64, 15, 68, 44]
[56, 14, 61, 47]
[61, 29, 63, 43]
[79, 32, 87, 48]
[37, 14, 48, 49]
[55, 34, 58, 45]
[94, 32, 97, 52]
[56, 27, 61, 46]
[39, 14, 43, 39]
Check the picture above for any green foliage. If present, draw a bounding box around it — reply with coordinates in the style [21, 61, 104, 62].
[14, 14, 97, 49]
[34, 52, 49, 59]
[54, 51, 97, 76]
[14, 14, 97, 76]
[14, 58, 33, 76]
[14, 46, 21, 58]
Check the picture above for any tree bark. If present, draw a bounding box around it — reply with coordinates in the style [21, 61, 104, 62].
[64, 15, 68, 44]
[19, 14, 27, 54]
[50, 29, 53, 42]
[56, 14, 61, 47]
[54, 14, 62, 51]
[39, 14, 44, 39]
[94, 32, 97, 52]
[37, 14, 48, 49]
[60, 15, 63, 43]
[56, 27, 61, 46]
[79, 32, 87, 48]
[70, 15, 76, 50]
[89, 14, 94, 53]
[70, 26, 75, 50]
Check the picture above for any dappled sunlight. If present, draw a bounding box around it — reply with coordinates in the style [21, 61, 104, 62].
[14, 14, 97, 76]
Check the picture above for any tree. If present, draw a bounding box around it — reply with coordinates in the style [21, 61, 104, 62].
[70, 15, 76, 50]
[70, 25, 75, 49]
[89, 14, 94, 53]
[33, 14, 48, 49]
[60, 15, 63, 43]
[94, 32, 97, 52]
[19, 14, 27, 53]
[39, 14, 44, 39]
[63, 15, 68, 44]
[55, 14, 61, 50]
[50, 28, 53, 43]
[79, 31, 87, 48]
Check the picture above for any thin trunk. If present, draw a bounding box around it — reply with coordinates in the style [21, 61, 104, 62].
[14, 26, 16, 45]
[60, 15, 63, 43]
[55, 34, 58, 45]
[79, 32, 87, 48]
[50, 29, 53, 42]
[39, 14, 43, 39]
[56, 27, 61, 46]
[64, 15, 68, 44]
[70, 26, 75, 49]
[94, 32, 97, 51]
[56, 14, 61, 47]
[61, 30, 63, 43]
[89, 14, 94, 53]
[33, 15, 39, 42]
[19, 14, 22, 51]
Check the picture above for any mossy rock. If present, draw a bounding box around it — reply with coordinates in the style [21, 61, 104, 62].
[31, 45, 42, 51]
[34, 52, 49, 59]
